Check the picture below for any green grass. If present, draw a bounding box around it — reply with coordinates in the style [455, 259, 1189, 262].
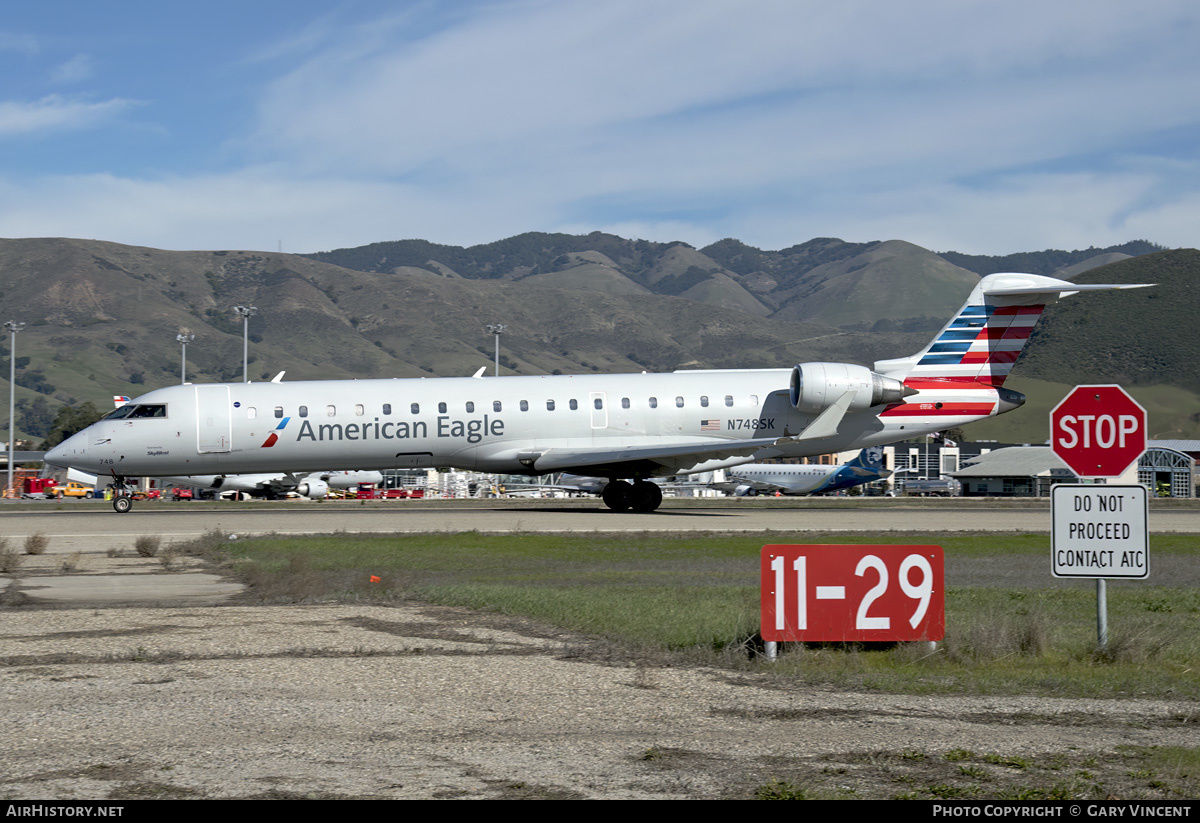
[218, 529, 1200, 697]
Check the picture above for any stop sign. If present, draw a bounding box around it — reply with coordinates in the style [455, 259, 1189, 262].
[1050, 385, 1147, 478]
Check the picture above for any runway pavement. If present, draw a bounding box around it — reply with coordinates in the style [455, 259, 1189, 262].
[2, 497, 1198, 556]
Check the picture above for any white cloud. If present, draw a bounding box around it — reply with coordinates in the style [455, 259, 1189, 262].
[0, 95, 138, 137]
[3, 1, 1200, 254]
[0, 32, 38, 55]
[50, 54, 93, 84]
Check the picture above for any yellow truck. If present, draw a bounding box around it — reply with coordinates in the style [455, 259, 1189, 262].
[52, 481, 95, 499]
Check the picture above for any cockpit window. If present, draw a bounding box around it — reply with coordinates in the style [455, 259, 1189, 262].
[104, 404, 166, 420]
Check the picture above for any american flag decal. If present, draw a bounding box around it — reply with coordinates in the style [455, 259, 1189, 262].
[700, 419, 721, 431]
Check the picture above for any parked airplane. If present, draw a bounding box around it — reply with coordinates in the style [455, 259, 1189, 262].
[725, 447, 890, 496]
[162, 469, 386, 500]
[44, 273, 1149, 513]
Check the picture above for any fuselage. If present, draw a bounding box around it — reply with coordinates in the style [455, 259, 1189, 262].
[45, 369, 1002, 480]
[728, 462, 891, 495]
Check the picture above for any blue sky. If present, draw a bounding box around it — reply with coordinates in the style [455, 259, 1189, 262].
[2, 0, 1198, 255]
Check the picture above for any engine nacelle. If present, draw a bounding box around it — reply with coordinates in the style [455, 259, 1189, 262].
[734, 485, 757, 497]
[296, 479, 330, 500]
[790, 362, 911, 414]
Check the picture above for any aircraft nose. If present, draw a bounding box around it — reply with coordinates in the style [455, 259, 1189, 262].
[44, 430, 86, 469]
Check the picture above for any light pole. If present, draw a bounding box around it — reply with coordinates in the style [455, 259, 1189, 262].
[176, 332, 194, 385]
[5, 320, 24, 497]
[485, 323, 507, 377]
[233, 306, 257, 382]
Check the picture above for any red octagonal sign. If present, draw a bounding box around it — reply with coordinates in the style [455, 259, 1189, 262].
[1050, 385, 1147, 478]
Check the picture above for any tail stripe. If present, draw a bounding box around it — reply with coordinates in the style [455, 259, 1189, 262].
[910, 301, 1045, 386]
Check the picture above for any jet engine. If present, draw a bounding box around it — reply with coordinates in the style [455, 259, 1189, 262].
[295, 479, 330, 500]
[733, 485, 758, 497]
[790, 363, 912, 413]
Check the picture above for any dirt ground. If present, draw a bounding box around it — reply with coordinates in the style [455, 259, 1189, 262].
[1, 538, 1198, 800]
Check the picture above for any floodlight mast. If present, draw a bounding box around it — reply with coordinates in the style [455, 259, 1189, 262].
[176, 332, 195, 384]
[485, 323, 507, 377]
[4, 320, 24, 497]
[233, 306, 258, 382]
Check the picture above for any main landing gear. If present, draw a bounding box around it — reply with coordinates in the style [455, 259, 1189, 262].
[601, 479, 663, 513]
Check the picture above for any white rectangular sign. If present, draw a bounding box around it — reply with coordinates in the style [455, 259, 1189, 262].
[1051, 484, 1148, 579]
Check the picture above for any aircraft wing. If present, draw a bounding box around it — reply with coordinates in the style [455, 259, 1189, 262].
[734, 477, 790, 494]
[531, 436, 781, 475]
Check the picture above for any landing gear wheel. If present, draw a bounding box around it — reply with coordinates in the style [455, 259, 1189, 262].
[629, 480, 663, 513]
[601, 479, 633, 512]
[113, 495, 132, 514]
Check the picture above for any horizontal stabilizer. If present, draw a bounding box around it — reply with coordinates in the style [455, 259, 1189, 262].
[985, 282, 1154, 297]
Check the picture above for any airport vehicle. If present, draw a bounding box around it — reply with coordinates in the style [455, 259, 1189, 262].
[44, 273, 1150, 513]
[899, 478, 961, 497]
[170, 487, 194, 501]
[22, 477, 56, 498]
[725, 447, 890, 496]
[53, 481, 95, 499]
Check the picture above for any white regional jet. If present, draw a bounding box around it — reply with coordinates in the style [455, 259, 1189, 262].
[726, 447, 890, 496]
[44, 273, 1149, 513]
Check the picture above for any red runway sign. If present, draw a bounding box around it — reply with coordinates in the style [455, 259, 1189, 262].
[761, 545, 944, 642]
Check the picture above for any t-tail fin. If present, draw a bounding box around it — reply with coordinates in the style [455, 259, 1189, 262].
[873, 273, 1153, 387]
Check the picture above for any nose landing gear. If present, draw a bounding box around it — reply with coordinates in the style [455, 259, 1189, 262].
[109, 476, 134, 513]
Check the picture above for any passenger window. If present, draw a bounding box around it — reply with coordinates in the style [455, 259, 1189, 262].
[411, 403, 420, 414]
[675, 396, 684, 408]
[274, 406, 284, 418]
[649, 397, 657, 409]
[327, 405, 336, 417]
[466, 401, 475, 413]
[725, 395, 733, 407]
[382, 404, 391, 415]
[493, 401, 502, 412]
[520, 400, 529, 411]
[355, 404, 365, 416]
[594, 398, 603, 410]
[750, 395, 759, 406]
[247, 407, 257, 420]
[700, 396, 709, 407]
[438, 402, 447, 413]
[299, 406, 308, 418]
[569, 399, 578, 410]
[546, 400, 555, 411]
[621, 397, 630, 409]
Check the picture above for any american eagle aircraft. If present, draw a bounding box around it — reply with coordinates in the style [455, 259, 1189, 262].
[725, 447, 891, 496]
[45, 273, 1148, 513]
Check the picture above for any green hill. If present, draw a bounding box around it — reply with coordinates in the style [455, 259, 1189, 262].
[0, 235, 1181, 448]
[1015, 249, 1200, 392]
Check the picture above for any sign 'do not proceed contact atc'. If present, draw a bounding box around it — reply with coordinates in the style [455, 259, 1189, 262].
[1051, 484, 1148, 579]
